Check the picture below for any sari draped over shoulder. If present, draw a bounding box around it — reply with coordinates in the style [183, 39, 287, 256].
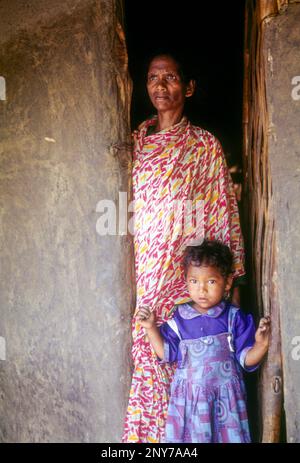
[122, 116, 245, 443]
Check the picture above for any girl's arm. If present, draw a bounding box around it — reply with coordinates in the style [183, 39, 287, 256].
[136, 306, 164, 360]
[245, 316, 271, 367]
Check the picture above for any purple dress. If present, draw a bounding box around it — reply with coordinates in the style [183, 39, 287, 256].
[159, 301, 258, 443]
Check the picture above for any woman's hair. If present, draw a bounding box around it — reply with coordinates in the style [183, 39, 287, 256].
[144, 49, 196, 85]
[183, 240, 233, 277]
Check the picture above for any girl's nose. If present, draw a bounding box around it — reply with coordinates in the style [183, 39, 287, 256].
[198, 284, 207, 294]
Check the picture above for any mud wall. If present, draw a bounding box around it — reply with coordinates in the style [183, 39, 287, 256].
[0, 0, 133, 442]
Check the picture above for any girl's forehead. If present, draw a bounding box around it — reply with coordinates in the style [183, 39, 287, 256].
[187, 264, 223, 277]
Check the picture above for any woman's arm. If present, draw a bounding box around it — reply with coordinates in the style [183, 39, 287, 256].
[204, 138, 245, 280]
[231, 286, 240, 307]
[136, 307, 164, 360]
[245, 316, 271, 367]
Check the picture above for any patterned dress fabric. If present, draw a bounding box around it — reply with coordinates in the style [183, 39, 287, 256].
[160, 302, 256, 443]
[122, 116, 245, 443]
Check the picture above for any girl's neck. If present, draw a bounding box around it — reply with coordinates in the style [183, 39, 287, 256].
[191, 300, 225, 315]
[191, 303, 211, 314]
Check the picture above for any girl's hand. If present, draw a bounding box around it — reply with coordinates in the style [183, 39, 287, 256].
[255, 316, 271, 345]
[136, 306, 156, 330]
[245, 316, 271, 367]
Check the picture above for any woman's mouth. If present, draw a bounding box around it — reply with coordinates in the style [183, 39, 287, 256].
[155, 94, 169, 100]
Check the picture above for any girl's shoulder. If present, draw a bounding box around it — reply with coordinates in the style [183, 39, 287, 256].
[225, 303, 248, 320]
[227, 304, 254, 319]
[225, 304, 256, 334]
[226, 303, 240, 315]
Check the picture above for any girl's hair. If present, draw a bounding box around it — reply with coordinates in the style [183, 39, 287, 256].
[183, 240, 233, 277]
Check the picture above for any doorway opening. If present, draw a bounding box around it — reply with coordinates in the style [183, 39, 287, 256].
[123, 0, 260, 441]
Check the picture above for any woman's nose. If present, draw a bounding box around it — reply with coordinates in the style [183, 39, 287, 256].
[155, 78, 167, 90]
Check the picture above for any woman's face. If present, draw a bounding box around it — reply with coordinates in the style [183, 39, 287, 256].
[146, 55, 194, 115]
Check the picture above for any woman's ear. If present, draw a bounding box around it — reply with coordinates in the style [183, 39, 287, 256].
[185, 79, 196, 98]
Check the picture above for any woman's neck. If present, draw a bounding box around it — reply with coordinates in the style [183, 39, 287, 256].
[155, 110, 184, 132]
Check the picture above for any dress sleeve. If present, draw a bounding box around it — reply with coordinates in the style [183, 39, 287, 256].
[159, 320, 181, 363]
[203, 138, 245, 280]
[233, 310, 258, 372]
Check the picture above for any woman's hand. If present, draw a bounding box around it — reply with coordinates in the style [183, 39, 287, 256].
[136, 306, 156, 330]
[231, 286, 241, 307]
[136, 306, 164, 359]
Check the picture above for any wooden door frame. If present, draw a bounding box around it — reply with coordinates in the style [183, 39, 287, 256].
[243, 0, 283, 443]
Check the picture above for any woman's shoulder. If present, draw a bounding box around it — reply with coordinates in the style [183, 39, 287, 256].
[134, 116, 157, 133]
[189, 124, 219, 143]
[132, 117, 157, 147]
[188, 124, 223, 154]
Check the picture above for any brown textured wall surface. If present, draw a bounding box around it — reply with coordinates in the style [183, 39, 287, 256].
[0, 0, 133, 442]
[264, 2, 300, 443]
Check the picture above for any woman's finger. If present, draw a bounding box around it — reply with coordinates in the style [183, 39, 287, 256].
[137, 308, 151, 319]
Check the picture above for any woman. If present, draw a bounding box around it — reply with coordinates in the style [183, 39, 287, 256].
[123, 53, 245, 443]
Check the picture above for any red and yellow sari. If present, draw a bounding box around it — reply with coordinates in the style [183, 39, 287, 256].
[122, 116, 245, 443]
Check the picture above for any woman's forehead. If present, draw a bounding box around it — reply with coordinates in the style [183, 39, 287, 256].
[148, 56, 179, 73]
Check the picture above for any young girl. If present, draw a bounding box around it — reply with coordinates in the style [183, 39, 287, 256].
[136, 240, 270, 443]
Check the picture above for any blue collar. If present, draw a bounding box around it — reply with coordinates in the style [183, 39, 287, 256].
[178, 300, 227, 320]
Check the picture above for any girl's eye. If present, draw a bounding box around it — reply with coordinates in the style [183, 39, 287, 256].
[208, 280, 216, 285]
[189, 279, 197, 284]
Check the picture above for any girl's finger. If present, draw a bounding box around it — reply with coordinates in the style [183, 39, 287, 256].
[259, 317, 270, 326]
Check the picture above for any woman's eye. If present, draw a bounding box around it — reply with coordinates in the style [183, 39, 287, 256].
[166, 74, 176, 81]
[148, 75, 157, 82]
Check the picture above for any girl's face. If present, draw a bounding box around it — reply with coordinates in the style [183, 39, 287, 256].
[186, 264, 233, 313]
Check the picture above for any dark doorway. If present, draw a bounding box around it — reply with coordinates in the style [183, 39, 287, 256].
[123, 0, 259, 442]
[124, 0, 245, 170]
